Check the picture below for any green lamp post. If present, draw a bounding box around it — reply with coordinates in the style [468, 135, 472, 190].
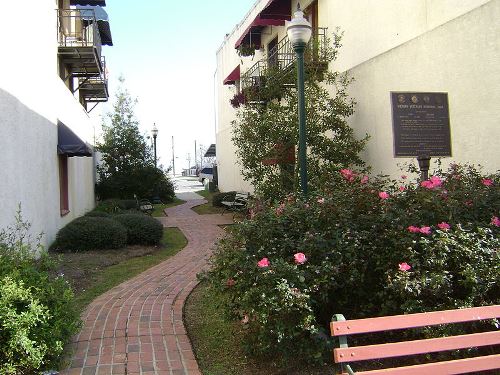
[287, 3, 312, 197]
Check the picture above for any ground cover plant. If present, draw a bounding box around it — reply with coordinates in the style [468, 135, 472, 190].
[0, 210, 80, 374]
[56, 227, 187, 308]
[204, 163, 499, 363]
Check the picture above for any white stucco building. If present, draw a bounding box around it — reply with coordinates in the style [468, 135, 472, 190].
[0, 0, 112, 247]
[215, 0, 500, 193]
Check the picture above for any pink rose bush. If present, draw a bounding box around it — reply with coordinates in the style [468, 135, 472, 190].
[206, 163, 499, 362]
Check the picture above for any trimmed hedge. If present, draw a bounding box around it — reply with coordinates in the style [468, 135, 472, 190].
[85, 210, 111, 218]
[53, 217, 127, 252]
[113, 213, 163, 245]
[213, 191, 236, 207]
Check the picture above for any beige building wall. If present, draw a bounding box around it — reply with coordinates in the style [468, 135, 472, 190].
[0, 0, 97, 248]
[216, 0, 499, 193]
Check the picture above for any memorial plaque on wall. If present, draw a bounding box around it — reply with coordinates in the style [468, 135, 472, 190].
[391, 92, 451, 157]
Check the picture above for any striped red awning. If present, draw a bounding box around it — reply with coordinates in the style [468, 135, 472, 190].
[223, 65, 241, 85]
[234, 0, 291, 49]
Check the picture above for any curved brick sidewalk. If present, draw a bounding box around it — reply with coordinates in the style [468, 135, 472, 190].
[61, 199, 233, 375]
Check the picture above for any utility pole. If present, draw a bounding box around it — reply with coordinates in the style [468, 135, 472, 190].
[187, 153, 191, 175]
[171, 136, 175, 176]
[199, 144, 203, 168]
[194, 140, 197, 171]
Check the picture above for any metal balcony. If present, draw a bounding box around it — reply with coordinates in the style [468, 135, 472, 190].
[78, 56, 108, 111]
[241, 27, 328, 91]
[57, 9, 103, 79]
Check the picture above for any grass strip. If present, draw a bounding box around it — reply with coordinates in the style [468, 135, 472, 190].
[75, 228, 187, 308]
[152, 197, 185, 217]
[191, 190, 223, 215]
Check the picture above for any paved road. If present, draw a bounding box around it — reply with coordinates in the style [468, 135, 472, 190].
[172, 176, 204, 194]
[61, 198, 233, 375]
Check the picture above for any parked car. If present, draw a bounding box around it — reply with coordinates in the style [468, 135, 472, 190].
[198, 167, 213, 183]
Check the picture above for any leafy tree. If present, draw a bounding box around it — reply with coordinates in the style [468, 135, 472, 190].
[96, 77, 175, 202]
[232, 33, 368, 201]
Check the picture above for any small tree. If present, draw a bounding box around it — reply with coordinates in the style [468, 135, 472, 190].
[232, 33, 368, 201]
[96, 77, 175, 202]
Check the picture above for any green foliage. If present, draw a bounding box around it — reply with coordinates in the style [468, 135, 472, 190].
[53, 217, 127, 252]
[96, 76, 175, 202]
[232, 32, 368, 201]
[0, 208, 80, 373]
[85, 210, 111, 218]
[205, 163, 499, 361]
[113, 214, 163, 246]
[213, 191, 236, 207]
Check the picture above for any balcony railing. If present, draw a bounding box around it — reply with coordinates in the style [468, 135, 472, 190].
[241, 27, 328, 91]
[78, 56, 109, 111]
[57, 9, 102, 57]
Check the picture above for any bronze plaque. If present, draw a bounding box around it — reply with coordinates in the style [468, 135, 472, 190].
[391, 92, 451, 157]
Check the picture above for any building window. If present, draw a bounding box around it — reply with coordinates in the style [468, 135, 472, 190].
[59, 155, 70, 216]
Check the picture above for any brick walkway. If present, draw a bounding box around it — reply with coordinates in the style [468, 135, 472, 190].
[61, 198, 233, 375]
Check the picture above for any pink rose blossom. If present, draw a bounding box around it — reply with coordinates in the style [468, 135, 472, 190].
[294, 252, 307, 265]
[399, 186, 406, 192]
[360, 175, 369, 184]
[340, 169, 355, 182]
[421, 176, 444, 189]
[465, 200, 473, 207]
[398, 262, 412, 272]
[407, 226, 421, 233]
[429, 176, 443, 187]
[241, 315, 249, 324]
[276, 203, 285, 216]
[482, 179, 494, 186]
[437, 222, 450, 230]
[421, 180, 434, 189]
[304, 203, 310, 209]
[317, 197, 325, 204]
[257, 258, 270, 268]
[492, 216, 500, 227]
[226, 278, 236, 287]
[420, 226, 432, 235]
[379, 191, 390, 200]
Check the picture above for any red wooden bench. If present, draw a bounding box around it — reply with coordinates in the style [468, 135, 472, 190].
[330, 305, 500, 374]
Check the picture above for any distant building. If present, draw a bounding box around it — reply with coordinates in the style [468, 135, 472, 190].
[215, 0, 499, 193]
[0, 0, 113, 247]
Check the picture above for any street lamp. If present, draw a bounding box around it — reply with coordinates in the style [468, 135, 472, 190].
[151, 123, 161, 203]
[151, 123, 158, 168]
[287, 3, 312, 197]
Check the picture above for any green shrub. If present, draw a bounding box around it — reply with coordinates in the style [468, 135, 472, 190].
[85, 210, 111, 218]
[93, 199, 121, 213]
[213, 191, 236, 207]
[118, 199, 137, 210]
[206, 163, 500, 361]
[113, 213, 163, 245]
[0, 209, 80, 373]
[53, 217, 127, 252]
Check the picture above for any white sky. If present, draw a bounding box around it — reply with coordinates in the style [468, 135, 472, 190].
[91, 0, 256, 173]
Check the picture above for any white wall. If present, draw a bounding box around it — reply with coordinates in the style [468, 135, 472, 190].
[215, 0, 499, 192]
[0, 0, 96, 248]
[344, 0, 500, 176]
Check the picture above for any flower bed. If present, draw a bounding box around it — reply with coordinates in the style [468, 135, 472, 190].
[205, 163, 499, 361]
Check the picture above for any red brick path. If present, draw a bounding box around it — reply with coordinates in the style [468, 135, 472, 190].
[61, 199, 233, 375]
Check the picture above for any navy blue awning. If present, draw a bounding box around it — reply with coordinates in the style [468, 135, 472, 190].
[204, 144, 216, 157]
[70, 0, 106, 6]
[76, 5, 113, 46]
[57, 121, 93, 157]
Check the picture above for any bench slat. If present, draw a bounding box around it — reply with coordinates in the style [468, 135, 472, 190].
[331, 305, 500, 336]
[334, 331, 500, 363]
[349, 354, 500, 375]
